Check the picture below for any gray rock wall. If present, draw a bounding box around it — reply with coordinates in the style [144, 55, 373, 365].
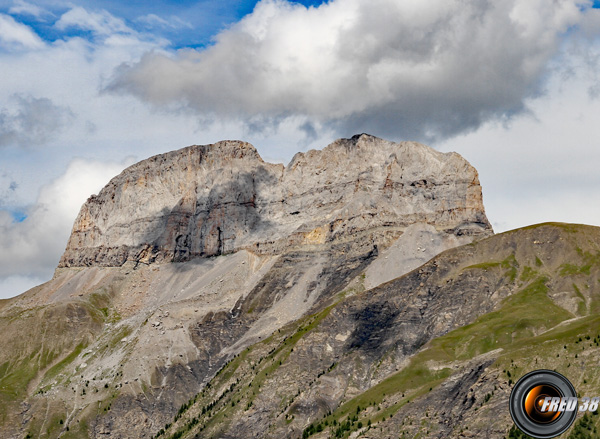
[59, 134, 492, 268]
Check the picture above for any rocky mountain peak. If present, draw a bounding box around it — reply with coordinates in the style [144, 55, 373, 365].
[16, 135, 592, 439]
[59, 134, 492, 268]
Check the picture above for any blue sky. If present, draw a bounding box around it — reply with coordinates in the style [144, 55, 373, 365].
[1, 0, 600, 298]
[1, 0, 329, 48]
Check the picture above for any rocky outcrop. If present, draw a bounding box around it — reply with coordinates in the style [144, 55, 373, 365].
[59, 134, 492, 268]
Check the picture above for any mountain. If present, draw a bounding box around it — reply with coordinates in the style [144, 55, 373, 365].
[2, 134, 598, 439]
[59, 134, 490, 267]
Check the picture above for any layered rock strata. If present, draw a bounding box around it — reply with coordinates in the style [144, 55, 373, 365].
[59, 134, 492, 268]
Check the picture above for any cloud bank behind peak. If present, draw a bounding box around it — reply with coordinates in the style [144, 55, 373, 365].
[107, 0, 589, 142]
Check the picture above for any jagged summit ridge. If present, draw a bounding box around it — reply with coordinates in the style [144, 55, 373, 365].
[59, 134, 492, 268]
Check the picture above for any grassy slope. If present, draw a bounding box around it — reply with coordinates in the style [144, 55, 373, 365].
[157, 223, 600, 439]
[0, 287, 119, 437]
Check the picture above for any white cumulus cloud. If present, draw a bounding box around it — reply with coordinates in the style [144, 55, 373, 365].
[108, 0, 591, 142]
[0, 13, 44, 50]
[0, 158, 133, 298]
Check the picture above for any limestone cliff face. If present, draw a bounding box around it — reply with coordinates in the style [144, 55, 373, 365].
[59, 134, 491, 268]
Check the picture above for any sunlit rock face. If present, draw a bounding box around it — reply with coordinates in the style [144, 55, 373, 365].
[59, 133, 492, 268]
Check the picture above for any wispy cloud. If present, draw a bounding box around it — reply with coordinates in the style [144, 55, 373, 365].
[0, 12, 44, 49]
[8, 0, 54, 20]
[55, 6, 133, 36]
[0, 95, 74, 148]
[0, 173, 20, 209]
[136, 13, 192, 30]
